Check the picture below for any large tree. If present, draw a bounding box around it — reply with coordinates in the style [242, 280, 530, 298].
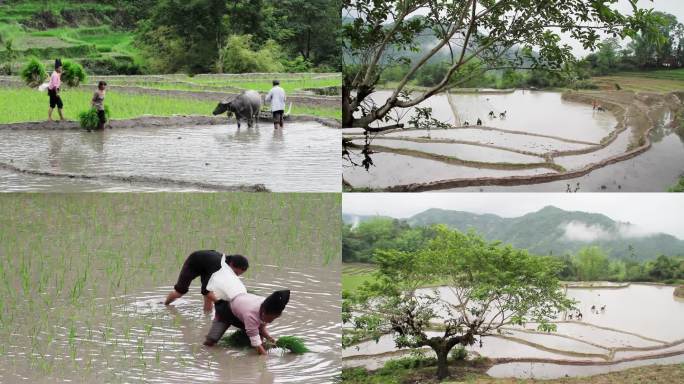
[342, 225, 574, 380]
[342, 0, 655, 130]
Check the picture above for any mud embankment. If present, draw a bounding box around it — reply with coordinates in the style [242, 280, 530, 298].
[0, 160, 268, 191]
[0, 114, 341, 130]
[358, 91, 682, 192]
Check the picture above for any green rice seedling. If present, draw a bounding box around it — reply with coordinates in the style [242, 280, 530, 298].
[218, 330, 251, 348]
[275, 336, 309, 354]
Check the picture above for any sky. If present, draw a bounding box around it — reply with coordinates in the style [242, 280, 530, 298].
[565, 0, 684, 57]
[342, 193, 684, 239]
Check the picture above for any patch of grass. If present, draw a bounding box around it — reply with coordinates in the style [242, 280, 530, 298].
[593, 70, 684, 93]
[0, 87, 340, 122]
[667, 176, 684, 192]
[342, 362, 684, 384]
[342, 263, 377, 293]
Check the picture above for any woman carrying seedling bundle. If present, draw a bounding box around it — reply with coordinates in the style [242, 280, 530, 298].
[165, 250, 249, 312]
[47, 59, 64, 122]
[204, 289, 291, 356]
[91, 81, 108, 130]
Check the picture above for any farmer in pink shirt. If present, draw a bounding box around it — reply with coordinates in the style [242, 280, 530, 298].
[204, 289, 290, 355]
[48, 59, 65, 122]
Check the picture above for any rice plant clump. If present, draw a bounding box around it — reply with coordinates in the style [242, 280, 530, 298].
[218, 330, 251, 348]
[78, 105, 110, 130]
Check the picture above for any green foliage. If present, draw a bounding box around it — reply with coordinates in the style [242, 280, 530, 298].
[275, 336, 309, 354]
[61, 60, 86, 87]
[343, 225, 574, 379]
[668, 177, 684, 192]
[573, 246, 610, 281]
[78, 106, 110, 130]
[449, 345, 467, 361]
[342, 218, 435, 263]
[218, 35, 284, 73]
[20, 56, 47, 86]
[2, 39, 18, 74]
[281, 56, 312, 73]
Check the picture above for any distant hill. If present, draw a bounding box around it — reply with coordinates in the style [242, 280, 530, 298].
[344, 206, 684, 260]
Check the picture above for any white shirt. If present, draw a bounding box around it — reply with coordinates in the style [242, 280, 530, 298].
[265, 86, 286, 112]
[205, 255, 247, 301]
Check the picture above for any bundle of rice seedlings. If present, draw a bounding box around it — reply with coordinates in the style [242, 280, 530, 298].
[218, 332, 309, 354]
[78, 105, 110, 130]
[218, 330, 251, 348]
[275, 336, 309, 354]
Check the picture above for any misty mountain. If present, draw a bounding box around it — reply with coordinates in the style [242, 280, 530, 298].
[343, 206, 684, 260]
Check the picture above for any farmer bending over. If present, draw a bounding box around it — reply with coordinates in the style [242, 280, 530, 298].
[91, 81, 108, 130]
[48, 59, 64, 122]
[204, 289, 291, 356]
[165, 250, 249, 312]
[265, 80, 286, 129]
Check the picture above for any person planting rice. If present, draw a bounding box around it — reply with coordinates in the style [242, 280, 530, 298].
[204, 289, 291, 356]
[47, 59, 64, 122]
[91, 81, 108, 130]
[165, 250, 249, 312]
[265, 80, 286, 129]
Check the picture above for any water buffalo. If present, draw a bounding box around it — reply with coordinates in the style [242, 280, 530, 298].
[213, 90, 262, 128]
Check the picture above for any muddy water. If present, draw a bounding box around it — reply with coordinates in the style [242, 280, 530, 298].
[368, 90, 616, 142]
[343, 284, 684, 379]
[445, 120, 684, 192]
[0, 265, 340, 384]
[380, 128, 593, 153]
[0, 122, 340, 192]
[357, 139, 544, 164]
[343, 151, 552, 189]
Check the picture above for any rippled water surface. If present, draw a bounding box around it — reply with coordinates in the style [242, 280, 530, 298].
[367, 90, 617, 142]
[0, 122, 340, 192]
[0, 265, 340, 384]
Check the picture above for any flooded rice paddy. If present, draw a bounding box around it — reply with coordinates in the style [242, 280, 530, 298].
[0, 121, 340, 192]
[344, 90, 684, 191]
[0, 194, 341, 383]
[342, 283, 684, 379]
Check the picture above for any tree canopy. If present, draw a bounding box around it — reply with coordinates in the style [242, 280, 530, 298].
[342, 0, 657, 129]
[343, 225, 574, 379]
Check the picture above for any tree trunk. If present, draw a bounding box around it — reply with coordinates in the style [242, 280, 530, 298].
[342, 85, 353, 127]
[434, 345, 449, 380]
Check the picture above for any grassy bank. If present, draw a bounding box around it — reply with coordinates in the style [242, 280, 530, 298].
[342, 363, 684, 384]
[342, 263, 377, 292]
[0, 87, 340, 122]
[592, 69, 684, 92]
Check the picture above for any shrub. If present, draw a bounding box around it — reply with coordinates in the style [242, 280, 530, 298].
[218, 35, 284, 73]
[449, 345, 468, 361]
[61, 60, 87, 87]
[78, 105, 110, 130]
[21, 57, 48, 87]
[668, 177, 684, 192]
[282, 56, 313, 73]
